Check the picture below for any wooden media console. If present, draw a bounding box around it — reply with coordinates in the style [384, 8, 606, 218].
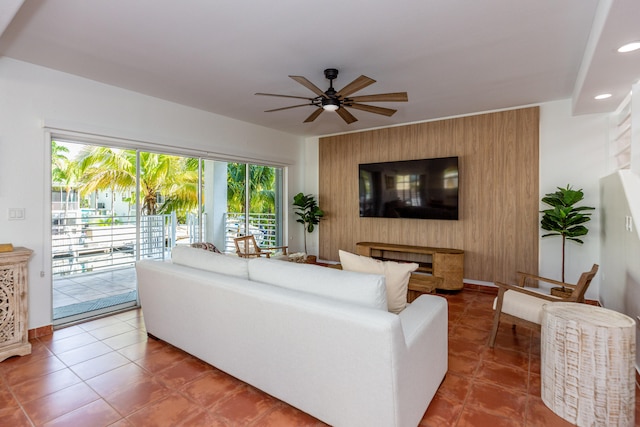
[355, 242, 465, 291]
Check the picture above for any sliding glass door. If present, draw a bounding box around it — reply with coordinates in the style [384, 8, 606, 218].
[51, 140, 285, 325]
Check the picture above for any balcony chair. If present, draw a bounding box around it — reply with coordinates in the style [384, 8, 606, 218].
[233, 235, 288, 259]
[488, 264, 598, 348]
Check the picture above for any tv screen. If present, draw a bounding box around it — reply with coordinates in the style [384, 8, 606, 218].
[359, 157, 459, 220]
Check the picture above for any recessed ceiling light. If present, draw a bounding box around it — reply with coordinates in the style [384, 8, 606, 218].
[617, 42, 640, 53]
[594, 93, 612, 100]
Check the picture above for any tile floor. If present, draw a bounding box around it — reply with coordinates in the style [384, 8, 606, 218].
[53, 267, 137, 309]
[1, 287, 638, 426]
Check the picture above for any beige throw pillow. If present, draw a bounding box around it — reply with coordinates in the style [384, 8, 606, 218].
[339, 250, 418, 314]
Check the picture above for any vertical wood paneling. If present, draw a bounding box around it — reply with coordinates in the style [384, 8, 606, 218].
[318, 107, 539, 284]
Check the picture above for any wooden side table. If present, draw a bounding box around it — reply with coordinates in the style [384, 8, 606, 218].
[541, 303, 636, 426]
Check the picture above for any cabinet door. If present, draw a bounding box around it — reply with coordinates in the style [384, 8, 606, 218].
[0, 265, 21, 347]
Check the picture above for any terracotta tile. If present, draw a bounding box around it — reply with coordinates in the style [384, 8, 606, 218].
[419, 393, 463, 426]
[69, 351, 131, 380]
[154, 356, 212, 388]
[213, 386, 279, 424]
[448, 353, 480, 376]
[78, 316, 123, 332]
[457, 313, 494, 331]
[466, 380, 527, 421]
[134, 345, 189, 373]
[0, 383, 19, 408]
[448, 336, 485, 358]
[436, 372, 471, 402]
[11, 368, 82, 403]
[21, 382, 100, 425]
[529, 353, 541, 374]
[125, 392, 204, 426]
[481, 346, 530, 371]
[104, 376, 172, 416]
[88, 322, 136, 341]
[42, 398, 121, 427]
[0, 340, 52, 373]
[56, 341, 113, 366]
[451, 324, 490, 345]
[43, 332, 99, 355]
[252, 403, 326, 426]
[180, 370, 245, 408]
[117, 337, 165, 361]
[107, 418, 135, 427]
[464, 304, 495, 318]
[86, 362, 151, 397]
[102, 330, 148, 350]
[456, 406, 523, 427]
[492, 329, 532, 354]
[0, 406, 33, 427]
[475, 359, 529, 392]
[4, 355, 67, 386]
[529, 372, 541, 396]
[179, 411, 231, 427]
[525, 396, 575, 426]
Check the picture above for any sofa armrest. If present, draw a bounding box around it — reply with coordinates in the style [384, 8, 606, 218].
[398, 294, 448, 347]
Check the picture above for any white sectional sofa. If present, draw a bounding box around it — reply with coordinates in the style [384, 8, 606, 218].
[136, 246, 448, 427]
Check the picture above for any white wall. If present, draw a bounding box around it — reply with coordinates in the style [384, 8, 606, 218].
[0, 58, 306, 329]
[539, 99, 609, 300]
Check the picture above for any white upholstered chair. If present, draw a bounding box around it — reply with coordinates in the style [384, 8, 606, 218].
[488, 264, 598, 348]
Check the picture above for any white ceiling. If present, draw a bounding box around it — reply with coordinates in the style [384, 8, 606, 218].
[1, 0, 639, 137]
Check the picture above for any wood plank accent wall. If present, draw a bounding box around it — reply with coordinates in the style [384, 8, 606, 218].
[318, 106, 539, 284]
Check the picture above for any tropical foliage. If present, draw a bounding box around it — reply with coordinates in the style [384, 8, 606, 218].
[226, 163, 276, 214]
[293, 192, 324, 254]
[52, 142, 279, 222]
[540, 184, 594, 284]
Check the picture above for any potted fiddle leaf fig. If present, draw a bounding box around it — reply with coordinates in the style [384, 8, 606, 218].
[540, 184, 594, 296]
[293, 192, 324, 260]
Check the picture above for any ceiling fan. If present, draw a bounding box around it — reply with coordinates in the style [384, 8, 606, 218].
[256, 68, 408, 124]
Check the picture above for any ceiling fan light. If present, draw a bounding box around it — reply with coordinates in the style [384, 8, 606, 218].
[322, 98, 340, 111]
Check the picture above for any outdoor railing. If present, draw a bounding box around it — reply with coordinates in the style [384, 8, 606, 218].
[52, 213, 176, 277]
[223, 213, 279, 253]
[52, 211, 282, 276]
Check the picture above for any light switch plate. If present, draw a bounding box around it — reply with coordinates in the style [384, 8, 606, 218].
[8, 208, 25, 220]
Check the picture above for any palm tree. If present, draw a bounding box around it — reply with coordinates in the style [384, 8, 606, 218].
[226, 163, 276, 213]
[75, 146, 198, 217]
[51, 141, 79, 214]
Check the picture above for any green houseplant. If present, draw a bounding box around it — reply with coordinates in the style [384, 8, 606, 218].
[540, 185, 594, 292]
[293, 192, 324, 256]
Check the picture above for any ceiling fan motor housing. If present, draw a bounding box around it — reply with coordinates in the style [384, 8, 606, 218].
[324, 68, 339, 80]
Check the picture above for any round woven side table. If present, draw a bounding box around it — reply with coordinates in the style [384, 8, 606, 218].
[541, 303, 636, 426]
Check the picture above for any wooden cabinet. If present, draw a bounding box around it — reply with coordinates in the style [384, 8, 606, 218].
[0, 247, 33, 362]
[356, 242, 464, 290]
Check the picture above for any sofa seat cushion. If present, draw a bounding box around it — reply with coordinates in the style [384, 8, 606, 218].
[339, 250, 418, 314]
[171, 245, 249, 279]
[247, 258, 387, 310]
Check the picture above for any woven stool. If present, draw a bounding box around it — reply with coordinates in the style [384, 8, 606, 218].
[541, 303, 636, 426]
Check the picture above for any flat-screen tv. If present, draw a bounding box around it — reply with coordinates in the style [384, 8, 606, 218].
[359, 157, 459, 220]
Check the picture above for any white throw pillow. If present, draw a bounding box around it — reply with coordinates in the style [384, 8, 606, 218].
[247, 258, 387, 310]
[339, 250, 418, 314]
[171, 245, 249, 279]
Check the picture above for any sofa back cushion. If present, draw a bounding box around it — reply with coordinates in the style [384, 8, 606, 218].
[171, 245, 249, 279]
[247, 258, 387, 310]
[339, 250, 418, 314]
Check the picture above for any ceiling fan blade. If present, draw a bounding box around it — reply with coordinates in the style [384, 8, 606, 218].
[265, 104, 313, 113]
[289, 76, 328, 98]
[336, 107, 358, 124]
[346, 103, 397, 117]
[304, 108, 324, 123]
[348, 92, 408, 102]
[256, 92, 314, 101]
[337, 75, 376, 97]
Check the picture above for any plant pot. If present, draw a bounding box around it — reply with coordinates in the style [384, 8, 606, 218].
[550, 287, 573, 299]
[304, 255, 317, 264]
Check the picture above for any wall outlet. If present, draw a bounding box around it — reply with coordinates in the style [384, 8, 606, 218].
[626, 215, 633, 232]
